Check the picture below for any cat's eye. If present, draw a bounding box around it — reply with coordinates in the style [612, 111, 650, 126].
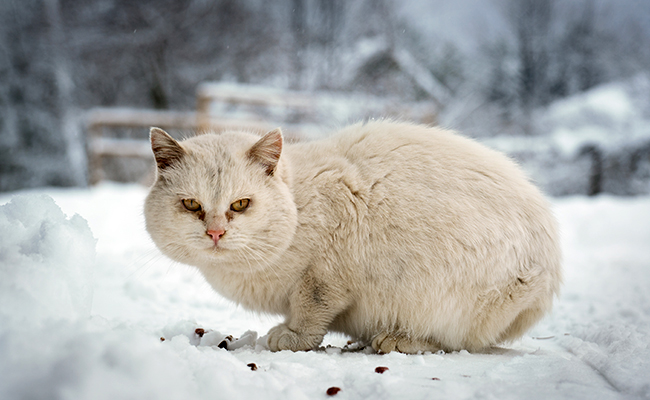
[230, 198, 250, 212]
[182, 198, 202, 212]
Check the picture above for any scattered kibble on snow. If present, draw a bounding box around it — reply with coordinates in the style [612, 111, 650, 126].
[375, 366, 389, 374]
[195, 328, 205, 337]
[217, 334, 235, 349]
[326, 387, 341, 396]
[160, 337, 165, 342]
[432, 377, 440, 381]
[247, 363, 257, 371]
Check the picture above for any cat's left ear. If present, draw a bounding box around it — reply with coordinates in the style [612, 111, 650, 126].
[247, 128, 283, 176]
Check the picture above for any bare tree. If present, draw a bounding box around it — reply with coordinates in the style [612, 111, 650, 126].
[510, 0, 555, 111]
[290, 0, 307, 89]
[44, 0, 87, 186]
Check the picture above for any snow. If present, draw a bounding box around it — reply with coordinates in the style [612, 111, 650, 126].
[477, 75, 650, 196]
[0, 194, 95, 326]
[543, 78, 650, 156]
[1, 183, 649, 399]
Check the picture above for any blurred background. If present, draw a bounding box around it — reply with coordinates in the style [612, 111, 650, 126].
[1, 0, 649, 195]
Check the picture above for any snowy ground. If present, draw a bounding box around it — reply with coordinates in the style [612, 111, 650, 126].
[0, 183, 649, 399]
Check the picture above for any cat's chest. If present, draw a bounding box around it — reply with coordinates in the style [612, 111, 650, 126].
[202, 264, 293, 315]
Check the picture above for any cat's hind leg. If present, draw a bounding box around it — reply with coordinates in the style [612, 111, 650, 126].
[371, 332, 441, 354]
[496, 306, 547, 343]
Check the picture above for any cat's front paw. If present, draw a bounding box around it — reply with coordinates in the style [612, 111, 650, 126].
[267, 324, 322, 352]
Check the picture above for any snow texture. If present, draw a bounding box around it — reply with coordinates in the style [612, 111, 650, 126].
[0, 184, 648, 400]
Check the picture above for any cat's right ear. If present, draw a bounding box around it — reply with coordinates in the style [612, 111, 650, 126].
[150, 127, 185, 170]
[247, 128, 283, 176]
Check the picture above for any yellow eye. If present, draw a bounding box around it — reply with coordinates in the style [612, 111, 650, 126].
[182, 199, 202, 212]
[230, 198, 250, 212]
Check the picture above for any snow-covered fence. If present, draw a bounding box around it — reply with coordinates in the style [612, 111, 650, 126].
[481, 135, 650, 197]
[195, 82, 437, 136]
[85, 82, 438, 184]
[85, 88, 320, 184]
[86, 108, 198, 184]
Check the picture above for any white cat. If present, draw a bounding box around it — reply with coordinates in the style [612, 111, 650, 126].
[144, 121, 562, 353]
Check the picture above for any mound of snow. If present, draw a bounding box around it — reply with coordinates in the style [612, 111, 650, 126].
[542, 74, 650, 155]
[0, 195, 96, 326]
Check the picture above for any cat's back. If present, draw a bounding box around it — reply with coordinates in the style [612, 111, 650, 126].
[287, 120, 536, 202]
[285, 120, 559, 289]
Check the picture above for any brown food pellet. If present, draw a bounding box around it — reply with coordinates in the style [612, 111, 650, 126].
[160, 337, 165, 342]
[195, 328, 205, 337]
[326, 387, 341, 396]
[247, 363, 258, 371]
[375, 366, 389, 374]
[431, 377, 440, 380]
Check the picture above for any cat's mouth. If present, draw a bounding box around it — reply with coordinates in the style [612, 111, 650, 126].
[207, 241, 225, 252]
[204, 239, 234, 253]
[188, 237, 226, 253]
[194, 232, 248, 255]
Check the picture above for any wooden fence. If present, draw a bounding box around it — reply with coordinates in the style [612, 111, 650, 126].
[85, 82, 437, 183]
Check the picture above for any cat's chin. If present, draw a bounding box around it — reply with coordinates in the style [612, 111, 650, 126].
[197, 242, 231, 254]
[195, 242, 288, 273]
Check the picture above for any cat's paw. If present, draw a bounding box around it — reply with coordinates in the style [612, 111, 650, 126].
[267, 324, 322, 352]
[371, 332, 441, 354]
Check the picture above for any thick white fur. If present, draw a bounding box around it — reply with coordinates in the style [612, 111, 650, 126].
[144, 121, 562, 353]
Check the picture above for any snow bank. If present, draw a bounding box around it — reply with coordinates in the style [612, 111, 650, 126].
[0, 195, 95, 325]
[543, 75, 650, 155]
[0, 185, 648, 399]
[482, 74, 650, 196]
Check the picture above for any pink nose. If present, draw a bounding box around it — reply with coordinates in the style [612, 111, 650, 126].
[207, 229, 225, 244]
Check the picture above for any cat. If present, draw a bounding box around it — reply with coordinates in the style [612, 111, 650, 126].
[144, 121, 562, 354]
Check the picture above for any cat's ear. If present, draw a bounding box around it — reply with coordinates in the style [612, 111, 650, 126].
[150, 127, 186, 170]
[247, 128, 283, 176]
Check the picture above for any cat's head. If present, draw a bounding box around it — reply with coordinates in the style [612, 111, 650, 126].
[144, 127, 297, 272]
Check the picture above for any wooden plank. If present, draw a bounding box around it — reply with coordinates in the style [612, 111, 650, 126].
[89, 137, 152, 158]
[85, 107, 304, 134]
[86, 107, 197, 129]
[197, 82, 315, 110]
